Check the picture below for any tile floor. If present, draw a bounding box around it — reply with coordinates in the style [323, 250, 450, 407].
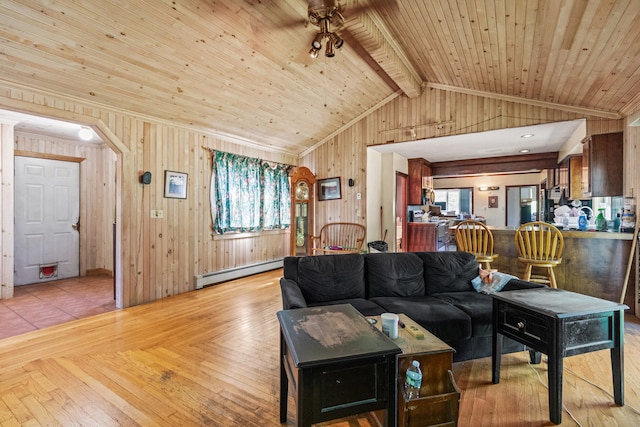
[0, 275, 116, 340]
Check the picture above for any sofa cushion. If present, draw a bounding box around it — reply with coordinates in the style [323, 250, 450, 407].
[416, 252, 478, 295]
[370, 296, 472, 341]
[365, 253, 425, 298]
[296, 254, 366, 303]
[432, 291, 494, 337]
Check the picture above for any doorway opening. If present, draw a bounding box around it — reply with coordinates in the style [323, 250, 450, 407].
[2, 109, 123, 335]
[506, 185, 539, 226]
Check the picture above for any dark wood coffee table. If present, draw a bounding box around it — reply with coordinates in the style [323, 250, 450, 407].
[277, 304, 401, 427]
[492, 287, 628, 424]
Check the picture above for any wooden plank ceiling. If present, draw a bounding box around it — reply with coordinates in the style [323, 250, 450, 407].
[0, 0, 639, 156]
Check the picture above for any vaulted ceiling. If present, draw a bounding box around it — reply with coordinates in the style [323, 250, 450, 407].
[1, 0, 639, 157]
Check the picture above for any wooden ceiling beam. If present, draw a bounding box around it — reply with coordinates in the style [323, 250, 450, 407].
[430, 152, 559, 177]
[346, 10, 423, 98]
[426, 82, 622, 120]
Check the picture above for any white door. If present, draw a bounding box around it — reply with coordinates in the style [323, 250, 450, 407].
[14, 156, 80, 286]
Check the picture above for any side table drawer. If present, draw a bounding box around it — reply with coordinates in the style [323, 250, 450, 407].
[497, 305, 548, 349]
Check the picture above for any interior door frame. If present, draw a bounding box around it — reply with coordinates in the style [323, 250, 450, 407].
[505, 184, 539, 226]
[1, 113, 125, 308]
[395, 172, 408, 252]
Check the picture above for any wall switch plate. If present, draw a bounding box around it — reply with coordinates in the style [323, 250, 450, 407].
[151, 210, 164, 218]
[356, 192, 362, 200]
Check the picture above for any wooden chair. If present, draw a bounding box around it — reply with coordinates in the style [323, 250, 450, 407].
[515, 221, 564, 288]
[454, 220, 498, 269]
[311, 222, 366, 255]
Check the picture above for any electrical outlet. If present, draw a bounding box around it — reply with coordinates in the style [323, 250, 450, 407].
[356, 192, 362, 200]
[151, 210, 164, 218]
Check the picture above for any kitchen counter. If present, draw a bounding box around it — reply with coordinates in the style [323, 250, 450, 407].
[488, 226, 636, 314]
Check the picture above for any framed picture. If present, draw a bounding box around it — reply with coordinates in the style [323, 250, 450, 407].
[164, 170, 188, 199]
[488, 195, 498, 208]
[318, 177, 341, 201]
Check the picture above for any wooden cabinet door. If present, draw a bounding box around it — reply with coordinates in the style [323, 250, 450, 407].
[408, 158, 432, 205]
[582, 137, 590, 197]
[406, 223, 436, 251]
[568, 156, 583, 200]
[590, 132, 623, 197]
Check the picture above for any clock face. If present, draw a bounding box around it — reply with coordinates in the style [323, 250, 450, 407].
[295, 181, 309, 200]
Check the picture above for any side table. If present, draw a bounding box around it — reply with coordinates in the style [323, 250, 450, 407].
[492, 287, 627, 424]
[277, 304, 401, 427]
[369, 313, 460, 427]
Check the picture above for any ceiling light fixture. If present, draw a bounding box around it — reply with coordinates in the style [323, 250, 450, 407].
[520, 149, 530, 153]
[307, 1, 345, 58]
[521, 134, 534, 138]
[78, 126, 93, 141]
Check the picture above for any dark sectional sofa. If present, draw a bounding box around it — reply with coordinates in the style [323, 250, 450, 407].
[280, 251, 543, 362]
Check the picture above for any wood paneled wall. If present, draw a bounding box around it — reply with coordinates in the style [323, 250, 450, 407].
[0, 84, 295, 308]
[301, 87, 627, 239]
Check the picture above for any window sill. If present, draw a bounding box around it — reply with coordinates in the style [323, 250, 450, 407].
[213, 228, 289, 241]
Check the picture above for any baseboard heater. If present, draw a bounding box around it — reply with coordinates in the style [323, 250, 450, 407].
[195, 259, 283, 289]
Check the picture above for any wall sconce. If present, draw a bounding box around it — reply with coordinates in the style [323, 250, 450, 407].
[478, 186, 499, 191]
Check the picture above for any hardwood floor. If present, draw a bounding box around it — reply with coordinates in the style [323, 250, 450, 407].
[0, 268, 639, 426]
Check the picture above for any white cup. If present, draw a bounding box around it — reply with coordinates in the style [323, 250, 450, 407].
[381, 313, 399, 339]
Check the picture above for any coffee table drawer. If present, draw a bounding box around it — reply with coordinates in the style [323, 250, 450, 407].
[497, 305, 548, 349]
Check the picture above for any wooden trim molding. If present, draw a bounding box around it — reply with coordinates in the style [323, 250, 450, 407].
[426, 82, 622, 120]
[14, 150, 85, 163]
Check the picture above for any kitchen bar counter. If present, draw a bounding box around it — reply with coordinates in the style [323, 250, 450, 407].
[488, 226, 636, 314]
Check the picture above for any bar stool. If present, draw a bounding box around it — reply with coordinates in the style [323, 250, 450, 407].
[454, 220, 498, 269]
[514, 221, 564, 288]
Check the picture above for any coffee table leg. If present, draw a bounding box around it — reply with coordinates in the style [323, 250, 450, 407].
[492, 300, 502, 384]
[386, 356, 397, 427]
[280, 332, 288, 423]
[548, 352, 563, 424]
[611, 311, 625, 406]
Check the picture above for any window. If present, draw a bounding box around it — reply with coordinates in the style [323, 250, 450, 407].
[211, 151, 291, 234]
[434, 188, 473, 215]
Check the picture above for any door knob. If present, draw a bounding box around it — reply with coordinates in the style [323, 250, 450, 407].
[72, 217, 80, 231]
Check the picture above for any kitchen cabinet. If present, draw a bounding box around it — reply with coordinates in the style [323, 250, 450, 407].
[558, 155, 583, 200]
[582, 132, 623, 197]
[408, 158, 432, 205]
[406, 223, 437, 251]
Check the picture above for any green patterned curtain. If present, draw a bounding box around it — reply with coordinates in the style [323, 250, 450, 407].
[212, 151, 291, 234]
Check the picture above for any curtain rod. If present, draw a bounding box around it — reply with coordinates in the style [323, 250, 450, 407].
[202, 146, 294, 169]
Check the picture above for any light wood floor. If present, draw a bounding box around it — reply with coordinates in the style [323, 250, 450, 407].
[0, 268, 639, 426]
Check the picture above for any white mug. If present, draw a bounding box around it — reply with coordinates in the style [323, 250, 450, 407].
[381, 313, 399, 339]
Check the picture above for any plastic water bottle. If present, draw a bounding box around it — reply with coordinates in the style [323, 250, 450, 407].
[404, 360, 422, 400]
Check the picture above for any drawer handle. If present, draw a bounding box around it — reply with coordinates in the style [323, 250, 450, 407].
[517, 321, 525, 330]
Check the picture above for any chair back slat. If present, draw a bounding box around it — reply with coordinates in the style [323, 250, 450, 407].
[454, 220, 495, 258]
[515, 221, 563, 261]
[312, 222, 366, 254]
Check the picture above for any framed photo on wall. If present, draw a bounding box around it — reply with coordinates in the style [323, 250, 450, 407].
[488, 195, 498, 208]
[317, 177, 341, 201]
[164, 170, 188, 199]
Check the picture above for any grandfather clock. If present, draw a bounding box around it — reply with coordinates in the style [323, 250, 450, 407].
[290, 166, 315, 256]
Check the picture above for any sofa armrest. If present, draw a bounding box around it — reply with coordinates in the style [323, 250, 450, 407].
[280, 278, 308, 309]
[501, 278, 546, 291]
